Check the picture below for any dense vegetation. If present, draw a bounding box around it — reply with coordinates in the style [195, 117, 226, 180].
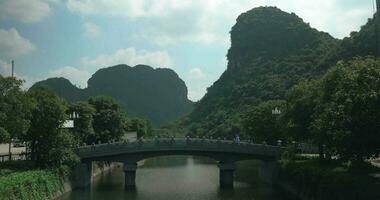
[0, 75, 152, 199]
[185, 7, 340, 138]
[0, 170, 62, 200]
[0, 5, 379, 199]
[34, 64, 194, 126]
[183, 7, 379, 153]
[279, 159, 380, 200]
[178, 7, 380, 197]
[285, 58, 380, 162]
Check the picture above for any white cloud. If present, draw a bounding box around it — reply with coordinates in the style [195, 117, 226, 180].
[189, 68, 205, 80]
[66, 0, 192, 18]
[188, 87, 207, 102]
[82, 48, 174, 69]
[269, 0, 373, 39]
[83, 22, 102, 39]
[49, 66, 91, 88]
[0, 28, 35, 59]
[41, 47, 174, 89]
[0, 0, 51, 23]
[66, 0, 373, 46]
[0, 59, 11, 77]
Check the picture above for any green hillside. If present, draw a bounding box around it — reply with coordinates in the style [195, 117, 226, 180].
[184, 7, 376, 138]
[33, 64, 194, 126]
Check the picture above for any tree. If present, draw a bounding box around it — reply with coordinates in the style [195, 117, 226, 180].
[68, 102, 95, 145]
[284, 80, 320, 142]
[0, 127, 10, 143]
[48, 129, 79, 174]
[26, 86, 73, 167]
[243, 100, 286, 145]
[310, 57, 380, 162]
[88, 96, 126, 143]
[0, 76, 33, 142]
[128, 118, 152, 138]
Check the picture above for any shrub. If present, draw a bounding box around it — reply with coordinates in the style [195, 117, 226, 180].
[0, 170, 63, 200]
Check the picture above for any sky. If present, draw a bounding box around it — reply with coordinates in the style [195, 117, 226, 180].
[0, 0, 376, 101]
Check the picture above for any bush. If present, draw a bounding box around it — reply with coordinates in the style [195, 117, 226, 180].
[279, 159, 380, 200]
[0, 161, 37, 176]
[0, 170, 63, 200]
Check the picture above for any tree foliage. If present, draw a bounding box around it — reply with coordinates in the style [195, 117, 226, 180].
[88, 96, 126, 143]
[286, 57, 380, 161]
[311, 58, 380, 161]
[243, 100, 286, 144]
[0, 76, 33, 141]
[68, 102, 95, 144]
[187, 7, 338, 137]
[26, 86, 78, 168]
[284, 80, 320, 142]
[0, 127, 10, 144]
[128, 118, 152, 138]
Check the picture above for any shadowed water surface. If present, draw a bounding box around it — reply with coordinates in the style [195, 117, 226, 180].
[60, 156, 290, 200]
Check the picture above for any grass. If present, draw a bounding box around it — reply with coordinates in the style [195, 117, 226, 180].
[0, 161, 64, 200]
[0, 170, 63, 200]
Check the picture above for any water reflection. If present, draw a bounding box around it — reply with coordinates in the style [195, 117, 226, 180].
[60, 156, 289, 200]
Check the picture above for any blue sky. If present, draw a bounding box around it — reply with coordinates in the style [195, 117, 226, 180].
[0, 0, 375, 101]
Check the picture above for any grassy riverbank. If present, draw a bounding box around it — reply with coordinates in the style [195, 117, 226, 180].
[0, 161, 63, 200]
[278, 158, 380, 200]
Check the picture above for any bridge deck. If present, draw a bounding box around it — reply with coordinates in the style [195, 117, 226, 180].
[76, 138, 281, 161]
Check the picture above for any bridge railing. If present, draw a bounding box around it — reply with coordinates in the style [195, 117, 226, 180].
[76, 137, 282, 158]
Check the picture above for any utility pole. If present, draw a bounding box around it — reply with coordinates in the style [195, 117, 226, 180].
[377, 0, 380, 57]
[8, 60, 14, 161]
[11, 60, 14, 77]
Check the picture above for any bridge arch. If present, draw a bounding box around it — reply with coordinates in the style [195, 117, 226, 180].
[74, 138, 281, 189]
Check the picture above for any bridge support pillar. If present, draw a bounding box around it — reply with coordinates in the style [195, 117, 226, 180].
[218, 162, 235, 188]
[258, 160, 278, 185]
[123, 162, 137, 190]
[73, 162, 93, 188]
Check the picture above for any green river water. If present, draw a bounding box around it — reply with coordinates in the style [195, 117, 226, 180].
[59, 156, 291, 200]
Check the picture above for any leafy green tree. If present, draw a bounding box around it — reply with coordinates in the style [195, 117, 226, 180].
[0, 127, 10, 143]
[310, 58, 380, 162]
[88, 96, 126, 143]
[243, 100, 286, 144]
[48, 129, 79, 174]
[26, 86, 73, 167]
[0, 76, 33, 142]
[284, 80, 320, 142]
[129, 118, 152, 138]
[68, 102, 95, 144]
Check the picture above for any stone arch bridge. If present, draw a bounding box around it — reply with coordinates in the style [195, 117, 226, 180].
[74, 138, 282, 189]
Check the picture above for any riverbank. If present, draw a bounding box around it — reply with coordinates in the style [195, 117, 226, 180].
[0, 161, 119, 200]
[0, 169, 62, 200]
[277, 159, 380, 200]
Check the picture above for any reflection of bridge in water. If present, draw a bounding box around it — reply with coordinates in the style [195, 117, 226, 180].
[74, 138, 282, 189]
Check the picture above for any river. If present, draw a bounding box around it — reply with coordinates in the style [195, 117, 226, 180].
[59, 156, 290, 200]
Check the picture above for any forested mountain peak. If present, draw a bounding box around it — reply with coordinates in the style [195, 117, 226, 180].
[33, 64, 193, 126]
[227, 7, 335, 69]
[185, 7, 346, 137]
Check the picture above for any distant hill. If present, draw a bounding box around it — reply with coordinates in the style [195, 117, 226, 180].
[184, 6, 376, 137]
[33, 64, 194, 126]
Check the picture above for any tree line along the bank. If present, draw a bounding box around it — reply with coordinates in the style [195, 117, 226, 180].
[0, 77, 152, 173]
[243, 57, 380, 164]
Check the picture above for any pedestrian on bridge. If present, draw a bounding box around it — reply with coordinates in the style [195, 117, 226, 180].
[231, 126, 240, 144]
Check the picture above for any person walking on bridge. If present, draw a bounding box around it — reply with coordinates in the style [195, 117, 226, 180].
[231, 126, 240, 144]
